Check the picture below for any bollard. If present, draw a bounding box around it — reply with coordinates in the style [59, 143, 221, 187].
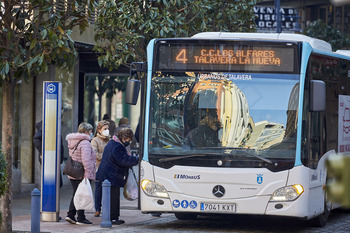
[100, 179, 112, 228]
[31, 188, 40, 233]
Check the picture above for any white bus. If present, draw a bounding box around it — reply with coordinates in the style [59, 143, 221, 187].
[127, 32, 350, 227]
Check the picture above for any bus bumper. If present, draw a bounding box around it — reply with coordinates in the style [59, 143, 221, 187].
[141, 192, 308, 218]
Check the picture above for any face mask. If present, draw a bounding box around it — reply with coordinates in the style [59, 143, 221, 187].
[102, 129, 109, 137]
[123, 141, 130, 147]
[90, 133, 94, 139]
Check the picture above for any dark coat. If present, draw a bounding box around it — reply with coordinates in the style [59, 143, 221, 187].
[33, 122, 43, 155]
[106, 119, 117, 136]
[96, 140, 139, 187]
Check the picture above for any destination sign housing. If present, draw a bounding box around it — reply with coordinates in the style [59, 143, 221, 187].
[156, 40, 298, 73]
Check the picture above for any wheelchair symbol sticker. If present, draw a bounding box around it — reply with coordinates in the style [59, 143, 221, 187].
[189, 200, 197, 209]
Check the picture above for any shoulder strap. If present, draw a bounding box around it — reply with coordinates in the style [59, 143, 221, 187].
[72, 139, 86, 154]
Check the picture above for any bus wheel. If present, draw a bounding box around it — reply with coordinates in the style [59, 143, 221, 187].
[174, 212, 198, 220]
[307, 197, 331, 227]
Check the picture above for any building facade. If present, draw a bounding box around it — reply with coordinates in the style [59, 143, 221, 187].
[256, 0, 350, 35]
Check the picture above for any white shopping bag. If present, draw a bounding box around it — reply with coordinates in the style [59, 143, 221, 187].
[123, 168, 138, 201]
[73, 178, 95, 211]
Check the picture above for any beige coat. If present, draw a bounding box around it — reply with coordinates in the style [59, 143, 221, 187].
[91, 134, 110, 169]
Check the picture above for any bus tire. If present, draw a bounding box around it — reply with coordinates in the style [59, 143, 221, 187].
[174, 212, 198, 220]
[307, 197, 331, 227]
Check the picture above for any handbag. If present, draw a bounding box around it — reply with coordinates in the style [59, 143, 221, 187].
[63, 157, 84, 179]
[73, 178, 95, 210]
[123, 168, 138, 201]
[63, 139, 85, 179]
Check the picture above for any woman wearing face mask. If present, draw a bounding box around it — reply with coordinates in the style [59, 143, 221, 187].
[91, 120, 110, 217]
[96, 128, 139, 225]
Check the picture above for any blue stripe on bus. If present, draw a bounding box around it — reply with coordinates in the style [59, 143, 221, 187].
[294, 42, 313, 167]
[143, 39, 156, 162]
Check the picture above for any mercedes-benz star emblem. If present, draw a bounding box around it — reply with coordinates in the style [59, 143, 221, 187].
[212, 185, 225, 198]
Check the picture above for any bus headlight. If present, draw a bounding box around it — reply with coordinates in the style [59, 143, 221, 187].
[270, 184, 304, 202]
[141, 179, 169, 198]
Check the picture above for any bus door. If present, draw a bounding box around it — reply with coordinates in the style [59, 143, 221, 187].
[306, 111, 326, 169]
[302, 78, 327, 169]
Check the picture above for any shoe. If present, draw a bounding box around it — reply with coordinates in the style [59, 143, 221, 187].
[65, 216, 76, 224]
[111, 219, 125, 225]
[76, 219, 93, 225]
[94, 211, 100, 217]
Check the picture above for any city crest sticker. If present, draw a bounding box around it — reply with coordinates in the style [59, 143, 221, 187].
[257, 174, 263, 184]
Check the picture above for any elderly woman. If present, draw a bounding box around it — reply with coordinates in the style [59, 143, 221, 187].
[91, 120, 110, 217]
[65, 122, 96, 225]
[96, 128, 139, 225]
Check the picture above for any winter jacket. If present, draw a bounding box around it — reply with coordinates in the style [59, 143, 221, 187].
[66, 133, 96, 180]
[91, 134, 110, 169]
[96, 139, 138, 187]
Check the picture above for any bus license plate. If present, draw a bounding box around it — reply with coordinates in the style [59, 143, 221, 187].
[200, 203, 236, 213]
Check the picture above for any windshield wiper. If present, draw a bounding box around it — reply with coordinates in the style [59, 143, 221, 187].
[159, 153, 216, 162]
[236, 149, 274, 164]
[198, 147, 274, 165]
[158, 147, 276, 165]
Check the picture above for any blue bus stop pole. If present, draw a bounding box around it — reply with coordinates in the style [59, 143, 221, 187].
[31, 188, 40, 233]
[100, 180, 112, 228]
[41, 81, 62, 221]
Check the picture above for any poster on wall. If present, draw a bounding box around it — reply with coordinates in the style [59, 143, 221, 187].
[338, 95, 350, 152]
[254, 6, 301, 32]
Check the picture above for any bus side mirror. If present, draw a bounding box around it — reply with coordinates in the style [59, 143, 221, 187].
[125, 79, 140, 105]
[125, 62, 146, 105]
[310, 80, 326, 112]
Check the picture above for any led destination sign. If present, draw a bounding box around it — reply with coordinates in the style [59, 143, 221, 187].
[156, 41, 298, 73]
[175, 48, 281, 65]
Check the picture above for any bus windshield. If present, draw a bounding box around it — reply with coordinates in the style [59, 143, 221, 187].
[148, 72, 299, 171]
[147, 40, 300, 171]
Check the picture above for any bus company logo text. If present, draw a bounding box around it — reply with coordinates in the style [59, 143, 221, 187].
[198, 73, 252, 81]
[174, 174, 201, 180]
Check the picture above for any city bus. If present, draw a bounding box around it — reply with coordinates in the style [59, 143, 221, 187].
[127, 32, 350, 227]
